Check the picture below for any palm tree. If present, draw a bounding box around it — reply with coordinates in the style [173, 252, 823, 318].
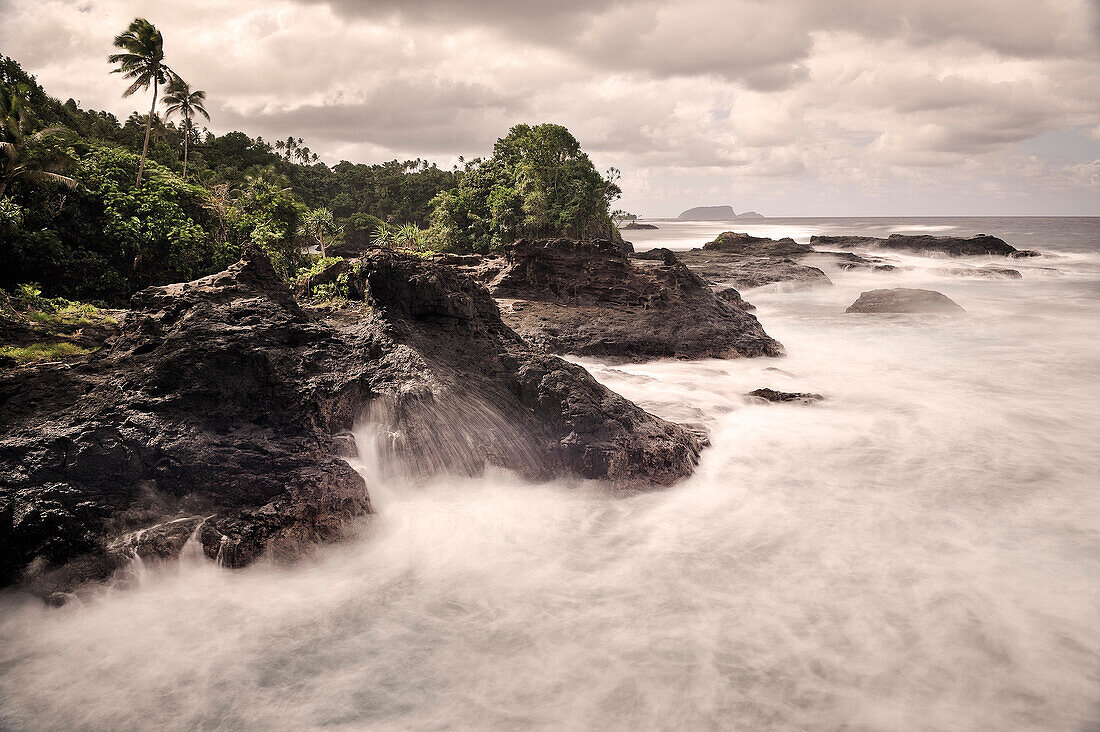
[162, 76, 209, 181]
[0, 85, 78, 200]
[109, 17, 174, 187]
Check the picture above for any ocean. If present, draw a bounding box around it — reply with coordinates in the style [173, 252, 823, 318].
[1, 217, 1098, 731]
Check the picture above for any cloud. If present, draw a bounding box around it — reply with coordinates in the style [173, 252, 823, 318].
[1, 0, 1098, 214]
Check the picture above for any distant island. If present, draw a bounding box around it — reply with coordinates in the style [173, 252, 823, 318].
[677, 206, 765, 220]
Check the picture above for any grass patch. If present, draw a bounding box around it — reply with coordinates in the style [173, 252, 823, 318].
[0, 341, 94, 364]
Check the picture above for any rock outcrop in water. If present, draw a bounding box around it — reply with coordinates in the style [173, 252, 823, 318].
[0, 248, 704, 596]
[811, 233, 1020, 257]
[845, 288, 965, 313]
[746, 388, 824, 404]
[702, 232, 813, 257]
[486, 239, 782, 361]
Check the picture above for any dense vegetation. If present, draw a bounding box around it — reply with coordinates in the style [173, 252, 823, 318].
[432, 124, 622, 253]
[1, 20, 624, 309]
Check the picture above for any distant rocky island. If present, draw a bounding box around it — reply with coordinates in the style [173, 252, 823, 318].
[677, 206, 765, 220]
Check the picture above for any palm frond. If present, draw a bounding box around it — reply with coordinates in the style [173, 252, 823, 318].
[24, 171, 79, 190]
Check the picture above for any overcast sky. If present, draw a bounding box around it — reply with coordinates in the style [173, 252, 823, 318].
[2, 0, 1098, 216]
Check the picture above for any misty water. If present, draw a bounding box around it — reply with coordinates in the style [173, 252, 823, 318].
[2, 218, 1098, 731]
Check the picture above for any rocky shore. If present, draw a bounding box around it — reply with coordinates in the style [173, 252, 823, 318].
[635, 232, 833, 290]
[0, 248, 704, 597]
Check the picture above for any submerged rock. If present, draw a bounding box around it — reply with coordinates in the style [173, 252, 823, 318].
[746, 388, 824, 404]
[845, 288, 965, 314]
[935, 266, 1022, 279]
[0, 248, 704, 595]
[487, 239, 782, 361]
[812, 233, 1020, 257]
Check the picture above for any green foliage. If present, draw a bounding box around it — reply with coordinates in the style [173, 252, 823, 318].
[0, 143, 223, 302]
[1, 83, 80, 199]
[294, 257, 352, 304]
[230, 171, 305, 279]
[294, 256, 343, 284]
[431, 123, 622, 253]
[342, 212, 385, 249]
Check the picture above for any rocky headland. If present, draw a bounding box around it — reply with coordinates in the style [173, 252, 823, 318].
[0, 248, 705, 597]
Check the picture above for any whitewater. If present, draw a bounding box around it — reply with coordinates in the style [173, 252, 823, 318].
[1, 217, 1098, 731]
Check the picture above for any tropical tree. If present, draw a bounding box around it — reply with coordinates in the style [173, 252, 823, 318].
[0, 84, 78, 199]
[431, 123, 621, 253]
[162, 76, 209, 181]
[298, 206, 340, 258]
[109, 17, 173, 187]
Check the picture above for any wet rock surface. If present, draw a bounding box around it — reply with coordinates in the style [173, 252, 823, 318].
[1, 248, 704, 595]
[845, 288, 965, 314]
[487, 239, 782, 361]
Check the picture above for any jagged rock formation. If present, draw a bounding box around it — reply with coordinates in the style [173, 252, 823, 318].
[0, 249, 704, 596]
[811, 233, 1021, 257]
[620, 222, 659, 230]
[486, 239, 782, 361]
[846, 288, 965, 313]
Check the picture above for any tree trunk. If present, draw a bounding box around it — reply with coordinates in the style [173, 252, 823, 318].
[182, 120, 189, 182]
[0, 179, 8, 200]
[137, 71, 158, 188]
